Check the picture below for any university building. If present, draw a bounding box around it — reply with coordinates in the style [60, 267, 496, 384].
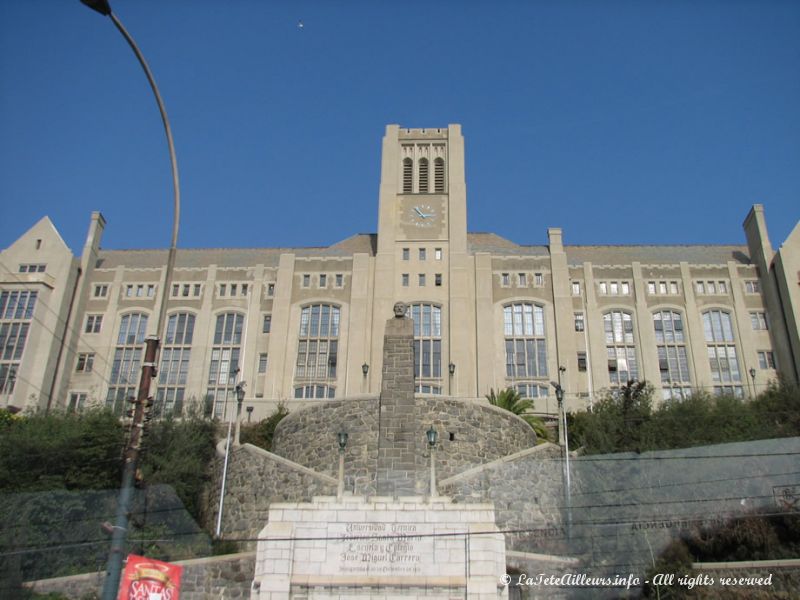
[1, 124, 798, 419]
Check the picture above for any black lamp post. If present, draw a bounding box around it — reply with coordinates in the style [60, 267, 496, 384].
[448, 362, 456, 375]
[362, 363, 369, 376]
[337, 431, 348, 498]
[426, 426, 438, 498]
[749, 367, 757, 398]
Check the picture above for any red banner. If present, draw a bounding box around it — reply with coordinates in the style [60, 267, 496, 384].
[117, 554, 183, 600]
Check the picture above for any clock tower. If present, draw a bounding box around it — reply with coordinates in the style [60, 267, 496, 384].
[368, 125, 474, 396]
[376, 125, 467, 253]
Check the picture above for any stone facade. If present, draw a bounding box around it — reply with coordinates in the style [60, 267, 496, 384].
[3, 126, 797, 417]
[208, 443, 337, 543]
[252, 496, 507, 600]
[271, 396, 536, 497]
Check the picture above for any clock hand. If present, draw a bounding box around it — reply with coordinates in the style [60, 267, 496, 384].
[414, 207, 425, 217]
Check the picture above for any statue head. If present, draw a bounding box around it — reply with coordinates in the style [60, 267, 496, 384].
[393, 302, 407, 318]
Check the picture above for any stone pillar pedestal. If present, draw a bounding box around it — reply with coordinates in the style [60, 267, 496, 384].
[251, 496, 508, 599]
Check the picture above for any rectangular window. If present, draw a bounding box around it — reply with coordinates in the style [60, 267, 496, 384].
[750, 312, 768, 331]
[518, 273, 527, 287]
[695, 281, 705, 294]
[302, 274, 310, 287]
[745, 280, 761, 294]
[599, 282, 608, 295]
[435, 273, 442, 286]
[718, 281, 728, 293]
[172, 283, 180, 297]
[577, 352, 587, 371]
[419, 248, 427, 261]
[194, 284, 202, 297]
[419, 274, 426, 286]
[758, 351, 775, 370]
[19, 264, 46, 273]
[76, 353, 95, 373]
[85, 315, 102, 333]
[534, 273, 544, 286]
[621, 282, 630, 295]
[263, 315, 272, 334]
[501, 273, 510, 286]
[231, 284, 238, 297]
[574, 313, 585, 332]
[670, 282, 679, 295]
[147, 284, 156, 297]
[647, 282, 656, 294]
[319, 274, 327, 288]
[219, 284, 227, 297]
[571, 281, 581, 295]
[402, 248, 410, 260]
[435, 248, 442, 260]
[241, 283, 248, 296]
[402, 274, 409, 287]
[258, 353, 269, 374]
[267, 283, 275, 296]
[94, 285, 108, 298]
[658, 282, 667, 295]
[335, 274, 343, 288]
[68, 392, 87, 413]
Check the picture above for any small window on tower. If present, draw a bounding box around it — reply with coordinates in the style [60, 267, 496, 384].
[418, 158, 429, 193]
[402, 158, 413, 193]
[434, 158, 445, 192]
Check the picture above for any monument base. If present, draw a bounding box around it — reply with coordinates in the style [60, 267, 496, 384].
[251, 495, 508, 599]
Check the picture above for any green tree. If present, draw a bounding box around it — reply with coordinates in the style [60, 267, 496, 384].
[240, 402, 290, 451]
[486, 388, 552, 442]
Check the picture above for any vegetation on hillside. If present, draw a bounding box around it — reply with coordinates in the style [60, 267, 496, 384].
[569, 381, 800, 455]
[486, 387, 553, 442]
[0, 408, 216, 586]
[239, 402, 290, 451]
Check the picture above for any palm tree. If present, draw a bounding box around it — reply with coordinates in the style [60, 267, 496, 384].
[486, 387, 552, 442]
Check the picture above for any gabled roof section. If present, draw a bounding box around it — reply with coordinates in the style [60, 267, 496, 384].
[468, 232, 550, 256]
[3, 216, 71, 255]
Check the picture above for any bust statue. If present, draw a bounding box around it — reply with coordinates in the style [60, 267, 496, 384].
[393, 302, 407, 318]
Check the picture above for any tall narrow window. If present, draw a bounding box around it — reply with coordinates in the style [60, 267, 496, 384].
[157, 313, 195, 417]
[402, 158, 413, 193]
[503, 303, 548, 398]
[702, 310, 743, 397]
[0, 290, 37, 395]
[653, 310, 691, 400]
[418, 158, 429, 193]
[206, 313, 244, 417]
[106, 313, 148, 415]
[407, 303, 442, 394]
[604, 310, 638, 386]
[294, 304, 340, 399]
[434, 158, 445, 192]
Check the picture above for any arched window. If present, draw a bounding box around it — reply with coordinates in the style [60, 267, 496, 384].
[156, 312, 195, 416]
[434, 157, 445, 192]
[418, 158, 429, 193]
[206, 312, 244, 417]
[503, 303, 548, 398]
[106, 313, 148, 415]
[294, 304, 340, 399]
[702, 309, 743, 397]
[407, 303, 442, 394]
[402, 158, 413, 193]
[604, 310, 638, 385]
[653, 310, 691, 400]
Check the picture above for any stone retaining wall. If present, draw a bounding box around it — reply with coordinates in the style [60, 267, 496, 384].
[207, 443, 337, 543]
[272, 395, 537, 496]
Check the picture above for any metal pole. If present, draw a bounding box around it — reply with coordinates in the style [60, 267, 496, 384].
[337, 449, 345, 499]
[215, 420, 234, 538]
[81, 4, 180, 597]
[101, 337, 157, 600]
[430, 446, 437, 498]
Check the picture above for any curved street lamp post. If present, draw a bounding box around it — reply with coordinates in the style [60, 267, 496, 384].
[80, 2, 180, 599]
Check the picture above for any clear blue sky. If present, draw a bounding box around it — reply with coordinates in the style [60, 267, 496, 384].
[1, 1, 798, 255]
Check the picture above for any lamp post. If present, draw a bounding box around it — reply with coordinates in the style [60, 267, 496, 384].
[337, 431, 348, 499]
[749, 367, 757, 399]
[246, 406, 254, 423]
[551, 380, 572, 540]
[234, 382, 246, 445]
[426, 426, 438, 498]
[81, 3, 180, 599]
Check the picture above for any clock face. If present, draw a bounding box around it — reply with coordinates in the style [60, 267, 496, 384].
[410, 204, 437, 227]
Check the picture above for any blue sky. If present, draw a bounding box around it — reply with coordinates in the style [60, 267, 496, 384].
[1, 0, 798, 255]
